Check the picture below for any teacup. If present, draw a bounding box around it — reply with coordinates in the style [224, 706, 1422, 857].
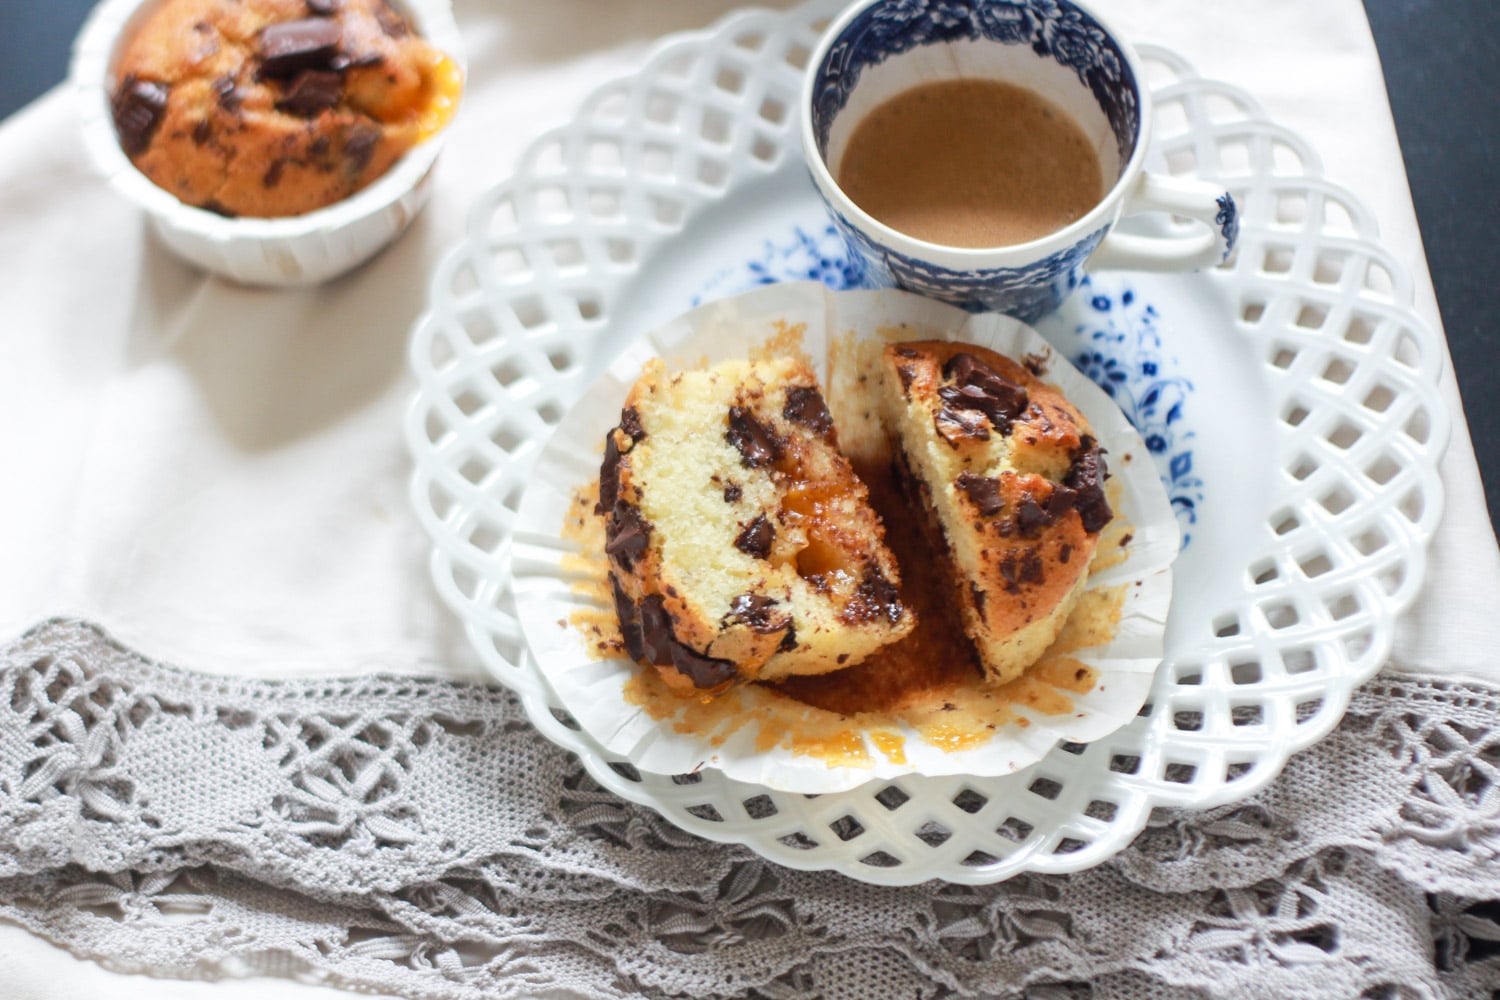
[801, 0, 1239, 322]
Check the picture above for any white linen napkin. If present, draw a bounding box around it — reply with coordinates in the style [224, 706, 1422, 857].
[0, 0, 1496, 995]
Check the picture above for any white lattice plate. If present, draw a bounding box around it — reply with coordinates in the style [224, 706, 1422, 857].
[510, 282, 1178, 794]
[405, 2, 1449, 883]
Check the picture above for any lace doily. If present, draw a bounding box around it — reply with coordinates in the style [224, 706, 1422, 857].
[3, 619, 1498, 998]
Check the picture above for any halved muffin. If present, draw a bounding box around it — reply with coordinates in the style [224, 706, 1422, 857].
[876, 341, 1112, 685]
[600, 356, 914, 695]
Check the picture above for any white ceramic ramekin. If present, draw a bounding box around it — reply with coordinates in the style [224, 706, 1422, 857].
[71, 0, 464, 286]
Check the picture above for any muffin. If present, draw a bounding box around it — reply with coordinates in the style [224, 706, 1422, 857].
[109, 0, 460, 218]
[876, 341, 1112, 685]
[600, 356, 915, 695]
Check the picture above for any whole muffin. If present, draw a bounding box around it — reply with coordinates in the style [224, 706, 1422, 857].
[110, 0, 460, 218]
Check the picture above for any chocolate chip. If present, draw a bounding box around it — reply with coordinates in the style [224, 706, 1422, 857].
[373, 0, 411, 38]
[637, 594, 674, 665]
[306, 0, 339, 14]
[725, 406, 782, 468]
[1065, 436, 1112, 533]
[276, 69, 342, 115]
[213, 75, 243, 111]
[935, 406, 990, 446]
[726, 594, 790, 634]
[258, 18, 342, 79]
[1059, 544, 1073, 564]
[596, 428, 626, 515]
[604, 503, 651, 568]
[939, 352, 1030, 433]
[342, 124, 380, 174]
[262, 158, 285, 188]
[611, 578, 645, 662]
[112, 75, 169, 156]
[970, 582, 987, 615]
[722, 482, 742, 503]
[192, 119, 212, 146]
[783, 386, 832, 436]
[619, 407, 646, 441]
[669, 641, 737, 689]
[896, 364, 917, 396]
[843, 565, 904, 625]
[955, 473, 1004, 517]
[734, 514, 774, 559]
[777, 624, 798, 652]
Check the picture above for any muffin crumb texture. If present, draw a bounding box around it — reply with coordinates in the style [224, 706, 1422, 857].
[111, 0, 460, 218]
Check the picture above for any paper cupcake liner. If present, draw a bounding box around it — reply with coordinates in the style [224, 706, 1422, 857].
[514, 283, 1179, 794]
[70, 0, 463, 287]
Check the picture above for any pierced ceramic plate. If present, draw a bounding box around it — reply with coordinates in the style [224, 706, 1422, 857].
[405, 2, 1449, 884]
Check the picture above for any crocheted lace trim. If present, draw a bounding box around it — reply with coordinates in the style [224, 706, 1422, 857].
[3, 619, 1497, 998]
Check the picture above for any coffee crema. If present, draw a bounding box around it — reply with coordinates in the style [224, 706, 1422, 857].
[836, 78, 1104, 249]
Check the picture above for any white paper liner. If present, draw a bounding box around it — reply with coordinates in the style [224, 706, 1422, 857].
[70, 0, 463, 287]
[514, 283, 1179, 794]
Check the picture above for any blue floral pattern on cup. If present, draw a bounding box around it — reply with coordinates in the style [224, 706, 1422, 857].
[807, 0, 1143, 320]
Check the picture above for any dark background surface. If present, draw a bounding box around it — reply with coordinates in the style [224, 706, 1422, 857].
[1, 0, 1495, 532]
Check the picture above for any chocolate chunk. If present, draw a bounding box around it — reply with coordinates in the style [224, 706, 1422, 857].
[725, 405, 782, 468]
[1021, 552, 1044, 584]
[970, 583, 987, 615]
[939, 352, 1030, 433]
[669, 641, 737, 689]
[722, 482, 742, 503]
[1000, 555, 1020, 593]
[999, 552, 1042, 593]
[955, 472, 1004, 517]
[844, 566, 904, 625]
[619, 407, 646, 441]
[777, 624, 798, 652]
[783, 386, 833, 436]
[633, 593, 735, 688]
[306, 0, 339, 14]
[258, 18, 342, 79]
[734, 514, 774, 559]
[935, 405, 990, 446]
[373, 0, 411, 37]
[1059, 544, 1073, 564]
[200, 199, 235, 217]
[894, 346, 919, 358]
[604, 503, 650, 568]
[596, 428, 628, 515]
[726, 594, 790, 634]
[342, 124, 380, 174]
[1065, 436, 1112, 533]
[213, 75, 243, 111]
[112, 75, 169, 156]
[611, 578, 645, 662]
[895, 364, 917, 396]
[1015, 486, 1080, 538]
[276, 69, 342, 116]
[192, 119, 212, 146]
[637, 594, 674, 665]
[262, 159, 285, 188]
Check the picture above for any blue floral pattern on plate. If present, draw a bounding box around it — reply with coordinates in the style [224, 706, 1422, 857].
[695, 227, 1201, 546]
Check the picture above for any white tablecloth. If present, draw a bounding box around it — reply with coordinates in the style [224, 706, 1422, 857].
[2, 0, 1497, 994]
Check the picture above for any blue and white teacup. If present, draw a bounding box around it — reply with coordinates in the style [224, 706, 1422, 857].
[801, 0, 1239, 322]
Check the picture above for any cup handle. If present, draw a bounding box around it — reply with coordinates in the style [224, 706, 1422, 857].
[1088, 172, 1238, 272]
